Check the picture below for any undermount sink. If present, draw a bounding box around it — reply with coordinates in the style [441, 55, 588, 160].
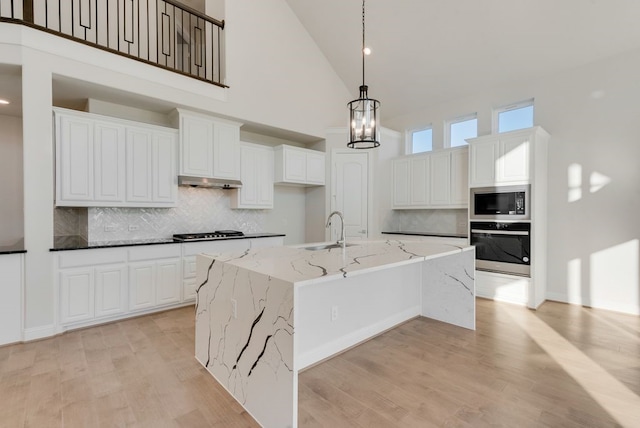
[303, 243, 357, 251]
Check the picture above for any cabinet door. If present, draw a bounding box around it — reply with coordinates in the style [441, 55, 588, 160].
[94, 121, 126, 203]
[152, 131, 177, 204]
[306, 152, 325, 185]
[450, 147, 469, 206]
[213, 121, 240, 180]
[499, 136, 530, 184]
[470, 140, 498, 187]
[57, 114, 94, 203]
[257, 149, 275, 207]
[238, 145, 258, 206]
[183, 279, 197, 302]
[60, 268, 95, 324]
[284, 149, 307, 182]
[156, 258, 181, 305]
[392, 158, 411, 207]
[129, 262, 156, 311]
[410, 156, 429, 206]
[95, 265, 127, 318]
[180, 114, 214, 177]
[0, 255, 22, 345]
[126, 128, 154, 203]
[429, 151, 450, 205]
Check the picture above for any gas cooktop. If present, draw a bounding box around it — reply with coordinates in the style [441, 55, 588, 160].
[172, 230, 245, 242]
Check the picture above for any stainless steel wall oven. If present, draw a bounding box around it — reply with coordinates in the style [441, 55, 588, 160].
[470, 221, 531, 277]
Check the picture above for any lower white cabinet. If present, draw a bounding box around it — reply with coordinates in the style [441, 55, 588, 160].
[55, 238, 284, 330]
[0, 254, 23, 345]
[95, 265, 128, 318]
[60, 268, 94, 324]
[129, 258, 181, 310]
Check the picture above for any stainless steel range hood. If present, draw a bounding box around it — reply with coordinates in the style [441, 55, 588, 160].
[178, 175, 242, 189]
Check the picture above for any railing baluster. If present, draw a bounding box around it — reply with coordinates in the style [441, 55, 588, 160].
[2, 0, 226, 87]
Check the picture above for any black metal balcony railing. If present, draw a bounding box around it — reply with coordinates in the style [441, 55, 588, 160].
[0, 0, 226, 87]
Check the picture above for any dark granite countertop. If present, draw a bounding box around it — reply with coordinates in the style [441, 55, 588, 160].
[382, 231, 468, 239]
[0, 239, 26, 255]
[50, 233, 286, 251]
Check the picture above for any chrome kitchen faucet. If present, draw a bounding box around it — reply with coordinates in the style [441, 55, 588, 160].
[326, 211, 346, 248]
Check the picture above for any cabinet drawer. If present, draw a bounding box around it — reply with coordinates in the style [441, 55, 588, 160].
[182, 239, 249, 257]
[128, 244, 182, 261]
[58, 248, 127, 269]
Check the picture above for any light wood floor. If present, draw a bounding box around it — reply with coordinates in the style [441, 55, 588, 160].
[1, 299, 638, 427]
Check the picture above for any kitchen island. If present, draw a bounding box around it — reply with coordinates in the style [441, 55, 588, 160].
[195, 239, 475, 428]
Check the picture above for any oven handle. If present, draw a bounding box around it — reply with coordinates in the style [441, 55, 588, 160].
[471, 229, 529, 236]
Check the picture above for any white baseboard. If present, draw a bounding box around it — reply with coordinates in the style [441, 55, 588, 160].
[546, 292, 640, 316]
[296, 306, 421, 370]
[23, 324, 56, 342]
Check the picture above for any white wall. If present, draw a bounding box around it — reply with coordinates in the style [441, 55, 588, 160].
[0, 0, 351, 336]
[0, 115, 23, 246]
[387, 48, 640, 315]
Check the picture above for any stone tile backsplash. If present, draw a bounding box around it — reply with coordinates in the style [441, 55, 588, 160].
[55, 187, 269, 242]
[384, 209, 468, 235]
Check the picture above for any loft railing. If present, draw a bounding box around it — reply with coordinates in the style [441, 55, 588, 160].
[0, 0, 226, 87]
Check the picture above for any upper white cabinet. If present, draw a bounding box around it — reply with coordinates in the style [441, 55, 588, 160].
[392, 147, 468, 209]
[274, 145, 325, 186]
[170, 109, 241, 180]
[467, 126, 549, 187]
[231, 142, 274, 209]
[54, 107, 178, 208]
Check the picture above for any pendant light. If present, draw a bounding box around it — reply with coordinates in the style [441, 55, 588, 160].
[348, 0, 380, 149]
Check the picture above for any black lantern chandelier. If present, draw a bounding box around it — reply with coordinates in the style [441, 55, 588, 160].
[347, 0, 380, 149]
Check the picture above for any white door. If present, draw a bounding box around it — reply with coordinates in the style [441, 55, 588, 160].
[332, 152, 369, 240]
[59, 268, 94, 324]
[429, 151, 451, 206]
[152, 130, 177, 204]
[57, 114, 94, 203]
[126, 127, 154, 203]
[94, 121, 126, 203]
[95, 265, 127, 318]
[156, 258, 181, 305]
[129, 262, 156, 311]
[213, 121, 241, 179]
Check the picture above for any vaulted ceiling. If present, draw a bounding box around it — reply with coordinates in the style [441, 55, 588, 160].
[285, 0, 640, 122]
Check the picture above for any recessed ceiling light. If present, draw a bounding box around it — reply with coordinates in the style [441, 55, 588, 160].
[0, 99, 9, 105]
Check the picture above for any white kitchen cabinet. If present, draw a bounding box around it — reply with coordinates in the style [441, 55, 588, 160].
[0, 254, 23, 345]
[94, 121, 126, 202]
[274, 145, 326, 186]
[59, 268, 95, 324]
[152, 130, 178, 204]
[128, 245, 182, 311]
[126, 126, 177, 206]
[57, 248, 128, 326]
[429, 151, 451, 206]
[392, 147, 468, 209]
[181, 237, 284, 302]
[126, 127, 154, 203]
[56, 112, 95, 203]
[176, 112, 215, 177]
[450, 147, 469, 205]
[170, 109, 241, 180]
[94, 265, 128, 318]
[54, 107, 177, 208]
[468, 127, 548, 187]
[231, 143, 274, 209]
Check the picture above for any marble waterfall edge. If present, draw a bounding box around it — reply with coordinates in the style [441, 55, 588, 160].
[195, 255, 295, 428]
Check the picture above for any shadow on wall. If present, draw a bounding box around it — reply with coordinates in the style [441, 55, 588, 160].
[557, 162, 639, 315]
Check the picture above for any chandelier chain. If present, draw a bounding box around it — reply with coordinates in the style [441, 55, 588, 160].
[361, 0, 366, 88]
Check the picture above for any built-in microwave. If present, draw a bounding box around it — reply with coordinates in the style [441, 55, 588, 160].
[470, 185, 530, 220]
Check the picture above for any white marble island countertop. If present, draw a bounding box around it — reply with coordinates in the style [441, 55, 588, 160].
[202, 238, 473, 286]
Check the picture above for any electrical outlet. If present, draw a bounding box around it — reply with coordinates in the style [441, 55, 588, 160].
[104, 225, 116, 232]
[231, 299, 237, 319]
[331, 305, 338, 321]
[128, 225, 139, 231]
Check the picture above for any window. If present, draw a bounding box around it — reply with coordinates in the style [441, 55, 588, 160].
[447, 114, 477, 147]
[410, 127, 432, 153]
[494, 99, 534, 133]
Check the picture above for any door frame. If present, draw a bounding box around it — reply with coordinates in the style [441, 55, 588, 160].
[329, 148, 374, 241]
